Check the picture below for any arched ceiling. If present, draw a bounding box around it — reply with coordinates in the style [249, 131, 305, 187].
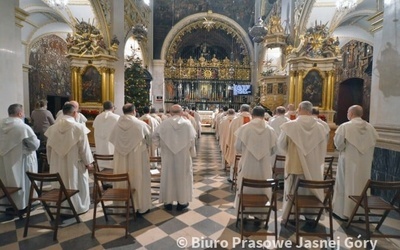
[17, 0, 381, 62]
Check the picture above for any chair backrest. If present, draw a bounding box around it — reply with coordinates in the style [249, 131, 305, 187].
[364, 179, 400, 205]
[93, 154, 114, 172]
[296, 179, 335, 203]
[234, 155, 241, 167]
[93, 172, 131, 191]
[25, 171, 67, 195]
[241, 178, 278, 190]
[324, 156, 335, 179]
[273, 155, 285, 172]
[149, 156, 161, 163]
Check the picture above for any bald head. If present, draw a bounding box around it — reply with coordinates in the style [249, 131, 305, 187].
[348, 105, 363, 120]
[171, 105, 183, 115]
[69, 100, 79, 110]
[287, 104, 295, 111]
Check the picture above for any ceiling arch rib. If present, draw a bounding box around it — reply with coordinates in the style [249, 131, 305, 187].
[161, 12, 254, 64]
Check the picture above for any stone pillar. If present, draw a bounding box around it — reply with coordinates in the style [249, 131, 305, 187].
[0, 2, 28, 117]
[152, 60, 165, 111]
[369, 4, 400, 151]
[110, 0, 125, 115]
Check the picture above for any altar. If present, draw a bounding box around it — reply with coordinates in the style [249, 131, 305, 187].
[198, 110, 215, 126]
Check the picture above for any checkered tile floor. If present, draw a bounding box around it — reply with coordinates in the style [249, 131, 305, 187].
[1, 134, 400, 249]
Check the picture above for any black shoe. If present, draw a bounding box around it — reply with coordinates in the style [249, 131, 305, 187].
[177, 203, 189, 211]
[227, 179, 233, 183]
[253, 217, 262, 226]
[164, 204, 173, 211]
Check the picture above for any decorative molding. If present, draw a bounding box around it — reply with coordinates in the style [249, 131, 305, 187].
[15, 7, 29, 28]
[374, 125, 400, 152]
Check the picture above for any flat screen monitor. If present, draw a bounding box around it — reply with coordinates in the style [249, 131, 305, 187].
[233, 84, 252, 95]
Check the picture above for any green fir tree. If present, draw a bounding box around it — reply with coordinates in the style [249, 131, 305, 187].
[124, 58, 151, 115]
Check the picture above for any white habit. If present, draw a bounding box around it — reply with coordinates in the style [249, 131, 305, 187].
[225, 112, 252, 180]
[45, 116, 93, 214]
[219, 114, 236, 167]
[0, 117, 40, 210]
[139, 114, 160, 157]
[233, 118, 277, 215]
[268, 115, 290, 169]
[278, 115, 328, 219]
[109, 115, 152, 213]
[152, 115, 197, 204]
[92, 110, 119, 169]
[333, 117, 378, 219]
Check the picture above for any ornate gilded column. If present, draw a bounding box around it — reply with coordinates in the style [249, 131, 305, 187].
[296, 70, 304, 106]
[289, 71, 296, 104]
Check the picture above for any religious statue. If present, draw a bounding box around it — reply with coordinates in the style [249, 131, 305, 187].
[267, 15, 284, 34]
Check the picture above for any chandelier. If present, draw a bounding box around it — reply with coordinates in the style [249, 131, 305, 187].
[336, 0, 358, 11]
[43, 0, 69, 9]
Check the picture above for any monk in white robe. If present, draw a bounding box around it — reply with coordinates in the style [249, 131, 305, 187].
[56, 100, 87, 124]
[333, 105, 378, 219]
[0, 104, 40, 211]
[225, 104, 252, 181]
[268, 106, 290, 171]
[190, 107, 202, 138]
[214, 107, 228, 140]
[45, 103, 93, 214]
[109, 104, 152, 214]
[233, 106, 277, 217]
[312, 108, 330, 135]
[92, 101, 119, 169]
[150, 107, 162, 124]
[278, 101, 329, 220]
[139, 106, 160, 157]
[152, 104, 197, 211]
[219, 109, 236, 168]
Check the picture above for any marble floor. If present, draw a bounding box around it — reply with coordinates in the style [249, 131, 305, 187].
[0, 134, 399, 250]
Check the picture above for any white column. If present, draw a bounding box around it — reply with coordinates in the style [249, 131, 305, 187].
[110, 0, 125, 115]
[369, 3, 400, 150]
[152, 60, 165, 111]
[0, 2, 27, 118]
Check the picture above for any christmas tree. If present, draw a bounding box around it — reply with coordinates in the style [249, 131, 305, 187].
[124, 57, 151, 115]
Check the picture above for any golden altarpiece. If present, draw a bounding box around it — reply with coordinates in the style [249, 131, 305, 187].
[258, 18, 341, 151]
[163, 17, 253, 112]
[258, 16, 289, 111]
[66, 20, 119, 144]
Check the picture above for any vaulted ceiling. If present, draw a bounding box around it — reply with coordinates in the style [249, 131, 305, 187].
[18, 0, 380, 63]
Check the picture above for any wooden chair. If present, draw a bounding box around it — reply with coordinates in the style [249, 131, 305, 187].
[24, 171, 80, 241]
[236, 178, 278, 240]
[231, 154, 241, 191]
[39, 152, 49, 173]
[284, 179, 335, 245]
[323, 156, 335, 180]
[92, 172, 136, 238]
[272, 155, 285, 188]
[93, 154, 114, 189]
[346, 179, 400, 240]
[149, 156, 162, 197]
[0, 178, 23, 219]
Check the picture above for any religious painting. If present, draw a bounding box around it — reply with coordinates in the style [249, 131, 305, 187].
[302, 70, 323, 107]
[81, 66, 102, 103]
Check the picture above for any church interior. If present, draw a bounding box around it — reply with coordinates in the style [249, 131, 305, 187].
[1, 0, 400, 249]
